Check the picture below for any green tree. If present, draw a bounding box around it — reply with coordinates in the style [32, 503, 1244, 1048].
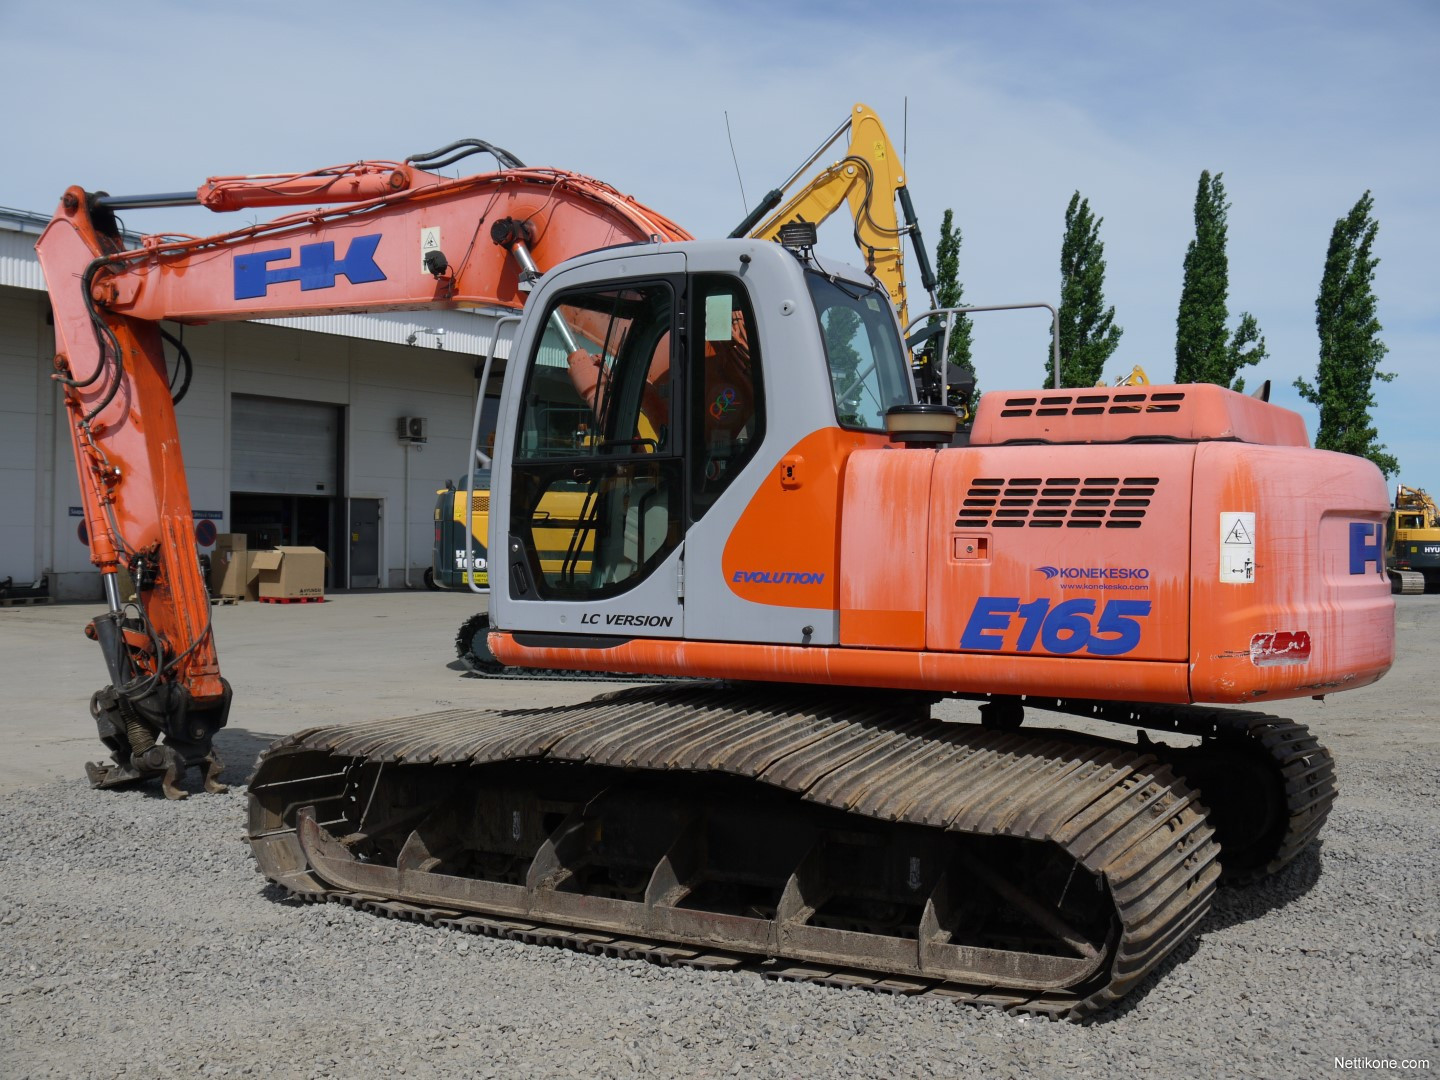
[1174, 171, 1268, 391]
[821, 306, 866, 425]
[933, 209, 973, 369]
[1050, 192, 1122, 388]
[1294, 191, 1397, 476]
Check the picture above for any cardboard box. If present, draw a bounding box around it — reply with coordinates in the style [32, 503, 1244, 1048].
[253, 546, 326, 599]
[209, 535, 256, 599]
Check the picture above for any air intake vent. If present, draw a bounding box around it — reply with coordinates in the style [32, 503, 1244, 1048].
[996, 391, 1186, 418]
[969, 382, 1310, 448]
[955, 477, 1159, 529]
[470, 494, 490, 513]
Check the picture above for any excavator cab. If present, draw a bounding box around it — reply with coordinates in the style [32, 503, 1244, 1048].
[490, 240, 910, 646]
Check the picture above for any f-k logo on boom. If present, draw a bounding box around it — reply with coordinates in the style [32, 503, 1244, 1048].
[233, 235, 387, 300]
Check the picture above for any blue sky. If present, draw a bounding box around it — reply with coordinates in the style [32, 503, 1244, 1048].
[5, 0, 1435, 488]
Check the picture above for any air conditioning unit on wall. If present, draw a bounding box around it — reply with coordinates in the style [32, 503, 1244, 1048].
[397, 416, 428, 443]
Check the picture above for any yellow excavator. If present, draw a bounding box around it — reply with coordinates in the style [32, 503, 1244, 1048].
[1388, 484, 1440, 594]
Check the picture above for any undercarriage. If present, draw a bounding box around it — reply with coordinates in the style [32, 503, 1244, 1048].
[248, 685, 1335, 1018]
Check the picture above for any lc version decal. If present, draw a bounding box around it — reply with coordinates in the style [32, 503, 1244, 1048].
[579, 613, 675, 628]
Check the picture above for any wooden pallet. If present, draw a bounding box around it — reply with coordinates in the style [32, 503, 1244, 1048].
[0, 595, 52, 607]
[257, 596, 326, 604]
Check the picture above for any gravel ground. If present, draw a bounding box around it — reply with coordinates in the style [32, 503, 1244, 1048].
[3, 597, 1438, 1078]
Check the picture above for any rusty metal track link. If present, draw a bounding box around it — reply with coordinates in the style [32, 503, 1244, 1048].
[249, 685, 1220, 1019]
[1022, 698, 1336, 883]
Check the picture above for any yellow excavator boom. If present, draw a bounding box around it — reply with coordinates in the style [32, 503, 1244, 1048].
[731, 103, 936, 326]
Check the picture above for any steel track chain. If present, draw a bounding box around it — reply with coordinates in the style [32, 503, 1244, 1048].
[250, 686, 1223, 1019]
[1020, 698, 1337, 884]
[269, 868, 1102, 1015]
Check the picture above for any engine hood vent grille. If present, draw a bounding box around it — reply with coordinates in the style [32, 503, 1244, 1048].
[956, 476, 1158, 529]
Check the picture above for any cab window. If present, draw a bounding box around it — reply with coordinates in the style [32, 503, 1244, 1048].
[806, 273, 911, 430]
[511, 281, 681, 600]
[690, 275, 763, 518]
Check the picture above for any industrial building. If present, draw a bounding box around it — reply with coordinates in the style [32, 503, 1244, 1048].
[0, 207, 506, 599]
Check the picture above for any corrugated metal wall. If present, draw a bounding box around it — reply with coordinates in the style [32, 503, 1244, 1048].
[0, 227, 47, 293]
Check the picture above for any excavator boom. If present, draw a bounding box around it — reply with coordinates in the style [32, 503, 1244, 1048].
[37, 158, 688, 797]
[731, 103, 935, 325]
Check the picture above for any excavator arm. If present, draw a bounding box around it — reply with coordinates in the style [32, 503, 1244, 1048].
[36, 153, 690, 796]
[730, 103, 936, 325]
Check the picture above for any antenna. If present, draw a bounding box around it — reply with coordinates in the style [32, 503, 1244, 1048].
[724, 111, 748, 214]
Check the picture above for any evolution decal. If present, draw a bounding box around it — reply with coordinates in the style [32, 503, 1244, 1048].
[731, 571, 825, 585]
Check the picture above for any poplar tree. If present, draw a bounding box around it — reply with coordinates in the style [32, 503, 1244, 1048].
[1050, 192, 1122, 388]
[1174, 171, 1267, 391]
[933, 209, 973, 369]
[1294, 191, 1397, 476]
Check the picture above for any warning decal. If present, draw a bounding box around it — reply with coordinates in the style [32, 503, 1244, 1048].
[1220, 511, 1256, 584]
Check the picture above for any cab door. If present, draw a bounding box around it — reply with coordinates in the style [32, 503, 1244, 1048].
[495, 255, 688, 637]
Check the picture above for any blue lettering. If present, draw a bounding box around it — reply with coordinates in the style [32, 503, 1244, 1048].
[960, 596, 1018, 650]
[234, 234, 386, 300]
[961, 596, 1152, 655]
[1348, 522, 1384, 576]
[731, 570, 825, 585]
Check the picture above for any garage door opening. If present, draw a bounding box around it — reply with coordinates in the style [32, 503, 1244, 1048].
[230, 394, 345, 589]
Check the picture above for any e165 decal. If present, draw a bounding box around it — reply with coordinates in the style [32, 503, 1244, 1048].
[960, 597, 1152, 656]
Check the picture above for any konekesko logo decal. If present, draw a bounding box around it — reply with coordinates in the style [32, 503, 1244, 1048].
[1037, 566, 1150, 580]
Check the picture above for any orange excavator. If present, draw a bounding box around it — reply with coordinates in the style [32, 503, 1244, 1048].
[38, 128, 1393, 1017]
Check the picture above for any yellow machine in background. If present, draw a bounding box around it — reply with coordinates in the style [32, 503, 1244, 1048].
[432, 470, 596, 592]
[432, 470, 491, 590]
[1108, 365, 1150, 387]
[734, 103, 934, 327]
[1388, 484, 1440, 594]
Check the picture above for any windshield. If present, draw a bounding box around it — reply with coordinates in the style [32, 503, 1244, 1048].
[805, 272, 912, 430]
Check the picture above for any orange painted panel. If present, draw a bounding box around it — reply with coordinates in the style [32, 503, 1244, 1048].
[1187, 442, 1393, 702]
[839, 448, 935, 648]
[493, 443, 1394, 708]
[924, 445, 1194, 662]
[722, 427, 887, 609]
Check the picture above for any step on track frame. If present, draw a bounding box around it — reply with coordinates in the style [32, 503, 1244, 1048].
[250, 686, 1221, 1018]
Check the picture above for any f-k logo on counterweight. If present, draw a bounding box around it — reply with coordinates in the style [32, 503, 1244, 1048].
[234, 234, 386, 299]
